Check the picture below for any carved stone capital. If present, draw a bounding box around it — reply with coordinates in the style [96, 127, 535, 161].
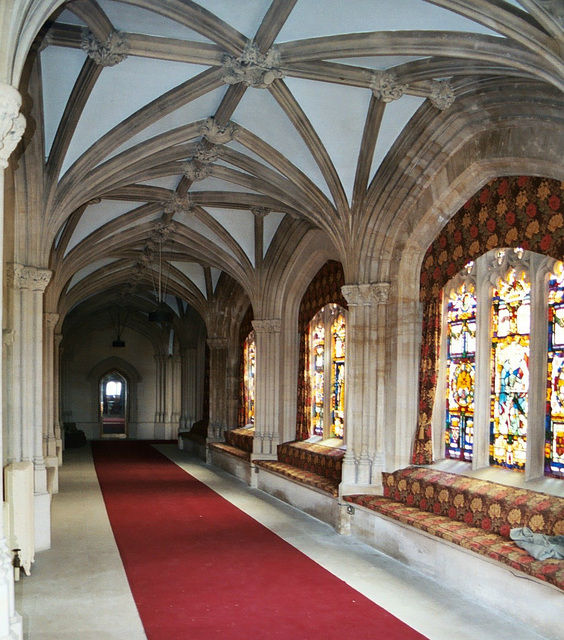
[3, 329, 15, 346]
[81, 29, 129, 67]
[252, 319, 281, 333]
[8, 263, 52, 291]
[251, 206, 270, 218]
[182, 161, 212, 182]
[369, 70, 408, 103]
[430, 79, 455, 110]
[207, 337, 228, 350]
[44, 312, 60, 329]
[341, 283, 390, 306]
[222, 42, 284, 89]
[199, 117, 238, 144]
[163, 192, 194, 217]
[0, 83, 26, 169]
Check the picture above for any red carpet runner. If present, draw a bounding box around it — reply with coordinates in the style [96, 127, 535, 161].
[92, 441, 428, 640]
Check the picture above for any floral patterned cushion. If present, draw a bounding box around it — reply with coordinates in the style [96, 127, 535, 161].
[343, 494, 564, 590]
[208, 442, 251, 461]
[277, 441, 345, 481]
[381, 467, 564, 538]
[225, 427, 254, 453]
[255, 460, 340, 497]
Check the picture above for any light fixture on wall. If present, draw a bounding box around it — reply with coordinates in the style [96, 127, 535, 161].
[148, 222, 174, 324]
[111, 307, 128, 347]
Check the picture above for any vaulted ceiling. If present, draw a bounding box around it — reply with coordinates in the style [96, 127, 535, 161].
[20, 0, 564, 337]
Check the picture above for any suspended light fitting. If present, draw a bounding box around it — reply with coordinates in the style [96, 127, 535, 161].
[148, 222, 174, 324]
[110, 307, 129, 347]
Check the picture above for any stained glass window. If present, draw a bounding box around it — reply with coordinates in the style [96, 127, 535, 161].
[445, 284, 476, 460]
[243, 331, 256, 425]
[331, 312, 346, 438]
[309, 304, 346, 439]
[547, 266, 564, 478]
[490, 267, 530, 471]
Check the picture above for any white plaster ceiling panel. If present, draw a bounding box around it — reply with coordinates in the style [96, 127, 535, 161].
[263, 212, 286, 257]
[138, 176, 182, 191]
[284, 76, 371, 203]
[61, 57, 210, 174]
[67, 258, 118, 291]
[189, 177, 261, 195]
[40, 45, 86, 157]
[107, 86, 228, 162]
[65, 200, 143, 255]
[170, 262, 207, 296]
[369, 95, 426, 184]
[172, 210, 236, 259]
[276, 0, 501, 43]
[207, 207, 255, 265]
[197, 0, 273, 39]
[232, 88, 332, 199]
[106, 211, 163, 238]
[210, 267, 221, 292]
[98, 0, 214, 42]
[330, 56, 429, 71]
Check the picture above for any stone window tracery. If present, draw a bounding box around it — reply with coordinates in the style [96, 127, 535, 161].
[438, 248, 564, 479]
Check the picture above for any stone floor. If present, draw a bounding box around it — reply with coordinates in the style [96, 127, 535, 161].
[15, 443, 556, 640]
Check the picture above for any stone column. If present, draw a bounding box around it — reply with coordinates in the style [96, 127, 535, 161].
[180, 348, 197, 430]
[6, 264, 52, 551]
[0, 81, 26, 640]
[54, 333, 63, 463]
[43, 313, 59, 493]
[164, 355, 181, 439]
[43, 313, 59, 457]
[153, 354, 166, 437]
[60, 346, 73, 425]
[252, 319, 281, 458]
[206, 337, 228, 441]
[340, 283, 390, 494]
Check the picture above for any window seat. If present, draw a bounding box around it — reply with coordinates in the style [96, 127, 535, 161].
[254, 440, 345, 497]
[208, 426, 254, 461]
[343, 466, 564, 591]
[178, 419, 208, 459]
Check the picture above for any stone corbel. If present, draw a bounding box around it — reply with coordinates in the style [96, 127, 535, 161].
[207, 337, 227, 350]
[0, 83, 26, 169]
[341, 282, 390, 306]
[8, 264, 52, 291]
[252, 319, 281, 333]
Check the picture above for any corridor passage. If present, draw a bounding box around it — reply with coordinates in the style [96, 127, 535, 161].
[15, 444, 552, 640]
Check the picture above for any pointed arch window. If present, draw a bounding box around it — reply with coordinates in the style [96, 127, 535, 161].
[242, 331, 256, 426]
[438, 248, 563, 479]
[308, 304, 346, 439]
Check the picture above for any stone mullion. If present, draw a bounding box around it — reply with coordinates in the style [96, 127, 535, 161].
[53, 334, 63, 462]
[43, 313, 59, 458]
[180, 348, 197, 429]
[207, 338, 228, 441]
[252, 320, 281, 458]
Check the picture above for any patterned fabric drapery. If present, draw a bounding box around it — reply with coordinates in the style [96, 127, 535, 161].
[296, 261, 347, 441]
[413, 176, 564, 464]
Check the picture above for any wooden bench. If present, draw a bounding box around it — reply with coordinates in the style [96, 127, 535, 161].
[343, 466, 564, 591]
[178, 419, 208, 459]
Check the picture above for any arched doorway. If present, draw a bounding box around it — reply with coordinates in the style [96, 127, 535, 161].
[100, 371, 128, 438]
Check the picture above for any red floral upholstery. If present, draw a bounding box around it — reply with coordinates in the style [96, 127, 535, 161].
[254, 460, 340, 497]
[225, 427, 254, 453]
[344, 467, 564, 590]
[277, 441, 345, 481]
